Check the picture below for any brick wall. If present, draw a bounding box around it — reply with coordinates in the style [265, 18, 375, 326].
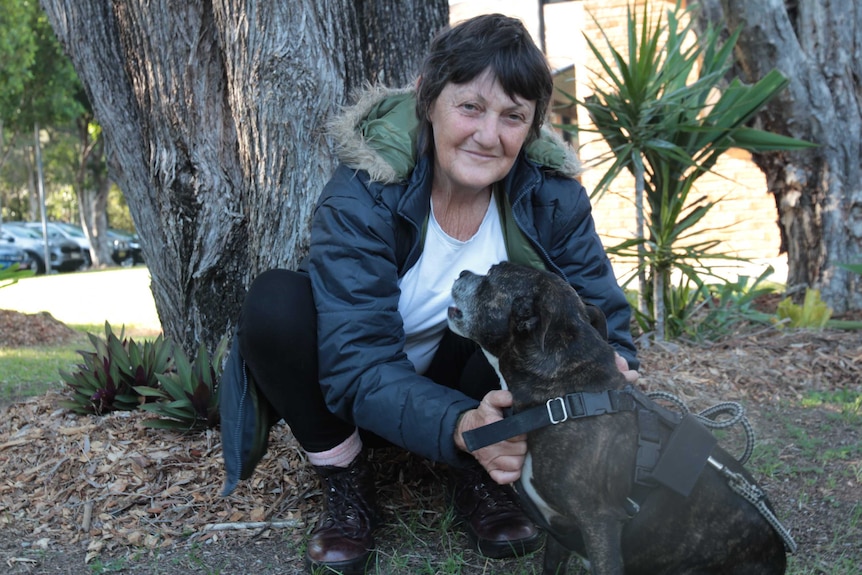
[448, 0, 786, 283]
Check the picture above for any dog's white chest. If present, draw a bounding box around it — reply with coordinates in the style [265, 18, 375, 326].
[482, 350, 507, 390]
[519, 452, 564, 524]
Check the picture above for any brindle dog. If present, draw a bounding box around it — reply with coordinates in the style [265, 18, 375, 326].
[447, 262, 787, 575]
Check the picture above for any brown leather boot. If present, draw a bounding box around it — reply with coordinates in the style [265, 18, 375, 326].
[451, 464, 542, 559]
[305, 453, 376, 575]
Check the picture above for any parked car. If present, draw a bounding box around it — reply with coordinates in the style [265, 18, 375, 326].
[24, 221, 93, 267]
[0, 224, 85, 274]
[23, 221, 131, 267]
[0, 242, 34, 272]
[108, 228, 144, 265]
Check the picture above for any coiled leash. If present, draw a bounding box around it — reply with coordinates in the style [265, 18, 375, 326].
[645, 391, 756, 464]
[645, 391, 796, 553]
[462, 385, 797, 553]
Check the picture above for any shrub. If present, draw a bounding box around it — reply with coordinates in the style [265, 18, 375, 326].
[59, 323, 230, 431]
[59, 322, 173, 415]
[775, 288, 832, 329]
[135, 336, 229, 430]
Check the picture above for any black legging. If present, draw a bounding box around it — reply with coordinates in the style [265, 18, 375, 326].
[236, 269, 499, 453]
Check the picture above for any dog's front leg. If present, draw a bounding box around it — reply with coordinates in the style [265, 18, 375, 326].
[542, 535, 571, 575]
[581, 517, 625, 575]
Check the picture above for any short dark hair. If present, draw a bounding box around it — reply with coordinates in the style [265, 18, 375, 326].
[416, 13, 553, 144]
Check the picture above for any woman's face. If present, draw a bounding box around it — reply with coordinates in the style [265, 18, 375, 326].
[427, 69, 536, 196]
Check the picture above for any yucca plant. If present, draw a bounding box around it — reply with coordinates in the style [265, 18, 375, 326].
[59, 321, 174, 415]
[672, 267, 778, 341]
[559, 0, 816, 341]
[135, 336, 229, 430]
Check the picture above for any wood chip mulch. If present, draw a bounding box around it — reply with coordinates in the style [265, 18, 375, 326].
[1, 320, 860, 563]
[0, 310, 80, 347]
[637, 328, 862, 405]
[0, 399, 313, 562]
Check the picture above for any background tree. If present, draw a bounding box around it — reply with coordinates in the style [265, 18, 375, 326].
[697, 0, 862, 314]
[39, 0, 448, 353]
[0, 0, 37, 174]
[1, 0, 83, 229]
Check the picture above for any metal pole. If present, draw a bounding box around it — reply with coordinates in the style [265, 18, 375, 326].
[538, 0, 548, 54]
[34, 122, 51, 274]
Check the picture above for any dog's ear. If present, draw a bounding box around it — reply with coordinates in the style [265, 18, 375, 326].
[584, 303, 609, 341]
[512, 295, 539, 333]
[512, 294, 549, 350]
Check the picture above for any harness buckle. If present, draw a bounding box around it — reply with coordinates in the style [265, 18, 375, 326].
[546, 397, 568, 424]
[581, 391, 614, 416]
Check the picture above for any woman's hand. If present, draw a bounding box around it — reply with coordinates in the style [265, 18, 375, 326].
[615, 352, 639, 383]
[454, 390, 526, 484]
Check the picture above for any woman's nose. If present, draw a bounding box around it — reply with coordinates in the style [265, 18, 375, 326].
[473, 114, 500, 147]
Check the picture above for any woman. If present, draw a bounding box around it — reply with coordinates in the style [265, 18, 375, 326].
[222, 13, 639, 575]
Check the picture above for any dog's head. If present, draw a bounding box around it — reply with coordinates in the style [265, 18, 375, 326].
[448, 262, 614, 387]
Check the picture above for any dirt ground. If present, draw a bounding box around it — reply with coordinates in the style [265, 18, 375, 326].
[0, 309, 860, 574]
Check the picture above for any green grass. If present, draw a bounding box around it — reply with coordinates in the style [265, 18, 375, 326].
[787, 504, 861, 574]
[0, 323, 156, 403]
[747, 390, 862, 575]
[0, 340, 84, 402]
[801, 389, 862, 415]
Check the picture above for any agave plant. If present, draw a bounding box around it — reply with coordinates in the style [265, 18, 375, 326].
[135, 336, 229, 430]
[59, 321, 174, 415]
[559, 0, 816, 341]
[776, 288, 833, 330]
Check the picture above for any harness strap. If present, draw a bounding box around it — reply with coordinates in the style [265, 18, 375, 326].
[462, 389, 636, 452]
[462, 385, 716, 506]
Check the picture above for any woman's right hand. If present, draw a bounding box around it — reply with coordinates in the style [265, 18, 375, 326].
[454, 390, 527, 484]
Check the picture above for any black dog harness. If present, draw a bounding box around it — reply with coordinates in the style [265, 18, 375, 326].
[462, 384, 798, 552]
[464, 386, 715, 507]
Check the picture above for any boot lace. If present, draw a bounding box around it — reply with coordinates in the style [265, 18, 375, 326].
[455, 466, 521, 516]
[319, 467, 375, 538]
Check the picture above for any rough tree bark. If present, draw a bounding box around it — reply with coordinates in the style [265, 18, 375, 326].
[38, 0, 448, 353]
[697, 0, 861, 313]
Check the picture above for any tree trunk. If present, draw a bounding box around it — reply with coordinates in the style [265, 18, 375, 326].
[26, 146, 38, 221]
[74, 116, 111, 267]
[77, 172, 111, 267]
[39, 0, 447, 353]
[697, 0, 862, 313]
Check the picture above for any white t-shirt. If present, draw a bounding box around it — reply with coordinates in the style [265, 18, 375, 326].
[397, 194, 507, 374]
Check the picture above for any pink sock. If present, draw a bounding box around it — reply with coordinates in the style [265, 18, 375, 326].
[306, 429, 362, 468]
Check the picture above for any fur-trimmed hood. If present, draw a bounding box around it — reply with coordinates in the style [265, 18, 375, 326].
[327, 85, 582, 184]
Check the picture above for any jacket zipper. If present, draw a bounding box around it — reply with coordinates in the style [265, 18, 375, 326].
[233, 359, 250, 475]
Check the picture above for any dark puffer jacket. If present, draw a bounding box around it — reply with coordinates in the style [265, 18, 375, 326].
[307, 87, 637, 467]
